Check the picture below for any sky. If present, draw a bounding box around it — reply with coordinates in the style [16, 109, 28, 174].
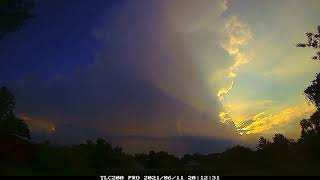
[0, 0, 320, 155]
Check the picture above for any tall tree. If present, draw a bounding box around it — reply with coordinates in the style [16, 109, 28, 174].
[0, 86, 15, 120]
[304, 73, 320, 110]
[297, 26, 320, 139]
[0, 87, 30, 138]
[300, 111, 320, 139]
[0, 0, 34, 137]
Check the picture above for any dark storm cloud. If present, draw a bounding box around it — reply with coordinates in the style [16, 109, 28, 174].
[4, 0, 244, 154]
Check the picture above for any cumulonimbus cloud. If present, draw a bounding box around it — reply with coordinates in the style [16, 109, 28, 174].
[12, 0, 251, 154]
[217, 15, 252, 125]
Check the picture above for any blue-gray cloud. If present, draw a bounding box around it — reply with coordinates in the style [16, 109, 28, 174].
[4, 0, 248, 154]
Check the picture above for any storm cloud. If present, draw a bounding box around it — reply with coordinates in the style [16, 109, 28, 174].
[4, 0, 256, 154]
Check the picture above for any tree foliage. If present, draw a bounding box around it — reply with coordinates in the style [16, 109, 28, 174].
[257, 136, 270, 151]
[0, 0, 34, 39]
[0, 86, 30, 138]
[298, 26, 320, 140]
[296, 25, 320, 60]
[304, 73, 320, 110]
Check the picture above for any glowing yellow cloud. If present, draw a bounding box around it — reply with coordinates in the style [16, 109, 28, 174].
[217, 16, 252, 123]
[237, 102, 316, 135]
[219, 111, 231, 123]
[213, 0, 319, 138]
[217, 80, 234, 101]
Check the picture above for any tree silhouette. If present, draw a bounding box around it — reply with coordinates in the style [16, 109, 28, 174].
[304, 73, 320, 110]
[134, 150, 180, 169]
[300, 110, 320, 140]
[0, 86, 30, 138]
[297, 26, 320, 140]
[257, 136, 271, 151]
[0, 0, 34, 39]
[296, 25, 320, 60]
[0, 87, 15, 119]
[272, 134, 292, 145]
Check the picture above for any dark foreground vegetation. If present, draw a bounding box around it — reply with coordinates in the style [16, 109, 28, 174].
[1, 128, 320, 176]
